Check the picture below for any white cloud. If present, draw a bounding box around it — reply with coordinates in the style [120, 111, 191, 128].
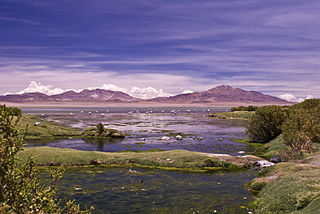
[17, 81, 64, 95]
[129, 87, 172, 99]
[278, 93, 313, 103]
[181, 90, 194, 94]
[11, 81, 172, 99]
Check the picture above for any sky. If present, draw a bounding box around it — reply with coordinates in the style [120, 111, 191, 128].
[0, 0, 319, 100]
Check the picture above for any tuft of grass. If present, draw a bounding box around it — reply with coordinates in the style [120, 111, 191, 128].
[264, 134, 286, 156]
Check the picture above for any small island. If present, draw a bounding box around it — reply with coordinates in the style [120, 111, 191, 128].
[82, 123, 125, 138]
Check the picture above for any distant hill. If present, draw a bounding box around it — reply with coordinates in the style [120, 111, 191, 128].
[0, 89, 141, 103]
[0, 85, 290, 105]
[147, 85, 290, 104]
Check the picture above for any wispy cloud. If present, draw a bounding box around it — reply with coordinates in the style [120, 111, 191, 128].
[0, 0, 319, 98]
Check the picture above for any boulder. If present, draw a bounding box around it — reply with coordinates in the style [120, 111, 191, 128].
[161, 136, 170, 141]
[34, 122, 41, 126]
[175, 135, 183, 140]
[270, 155, 282, 163]
[254, 160, 275, 168]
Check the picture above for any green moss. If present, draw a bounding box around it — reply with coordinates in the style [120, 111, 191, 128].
[264, 134, 286, 156]
[16, 115, 82, 138]
[17, 147, 246, 172]
[247, 180, 268, 192]
[232, 138, 267, 157]
[256, 169, 320, 214]
[82, 126, 125, 139]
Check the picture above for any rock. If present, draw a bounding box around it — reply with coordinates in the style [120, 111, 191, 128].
[74, 187, 82, 191]
[254, 160, 275, 168]
[175, 135, 183, 140]
[238, 151, 245, 154]
[197, 136, 204, 141]
[270, 155, 282, 163]
[111, 132, 124, 138]
[161, 136, 170, 141]
[217, 138, 223, 141]
[34, 122, 41, 126]
[141, 138, 146, 141]
[90, 159, 102, 165]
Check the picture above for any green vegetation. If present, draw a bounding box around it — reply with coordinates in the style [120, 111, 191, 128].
[0, 105, 91, 213]
[249, 160, 320, 214]
[232, 138, 267, 157]
[18, 147, 248, 172]
[264, 134, 286, 157]
[282, 99, 320, 159]
[208, 111, 255, 120]
[82, 123, 125, 138]
[242, 100, 320, 213]
[245, 99, 320, 159]
[16, 115, 82, 139]
[231, 105, 258, 112]
[246, 105, 288, 143]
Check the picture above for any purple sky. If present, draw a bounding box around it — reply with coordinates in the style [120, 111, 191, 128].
[0, 0, 319, 100]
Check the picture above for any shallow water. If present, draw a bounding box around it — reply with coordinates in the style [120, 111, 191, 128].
[24, 107, 250, 155]
[58, 167, 256, 214]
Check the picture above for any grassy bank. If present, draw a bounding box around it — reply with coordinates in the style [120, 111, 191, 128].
[18, 147, 263, 172]
[232, 134, 286, 159]
[16, 115, 82, 139]
[208, 111, 255, 120]
[247, 153, 320, 214]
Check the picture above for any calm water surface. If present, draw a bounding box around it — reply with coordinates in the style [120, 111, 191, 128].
[23, 107, 250, 155]
[25, 107, 256, 213]
[58, 167, 255, 214]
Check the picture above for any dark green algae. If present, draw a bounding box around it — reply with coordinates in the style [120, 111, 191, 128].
[54, 167, 256, 214]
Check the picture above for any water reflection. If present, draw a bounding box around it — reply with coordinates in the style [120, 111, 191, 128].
[24, 108, 250, 155]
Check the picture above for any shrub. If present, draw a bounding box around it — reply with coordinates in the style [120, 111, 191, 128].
[231, 106, 258, 112]
[0, 105, 92, 213]
[246, 106, 288, 143]
[249, 180, 268, 191]
[282, 107, 320, 159]
[292, 98, 320, 110]
[96, 123, 105, 135]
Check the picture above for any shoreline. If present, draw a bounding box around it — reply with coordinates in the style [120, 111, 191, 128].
[1, 101, 290, 108]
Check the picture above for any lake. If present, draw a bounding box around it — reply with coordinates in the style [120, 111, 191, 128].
[24, 107, 250, 155]
[23, 107, 256, 213]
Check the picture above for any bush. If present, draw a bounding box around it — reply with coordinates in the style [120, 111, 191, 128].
[249, 180, 268, 191]
[231, 106, 258, 112]
[96, 123, 105, 135]
[282, 108, 320, 159]
[292, 98, 320, 110]
[246, 106, 288, 143]
[0, 105, 92, 213]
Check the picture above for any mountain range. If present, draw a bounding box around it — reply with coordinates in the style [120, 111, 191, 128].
[0, 85, 290, 105]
